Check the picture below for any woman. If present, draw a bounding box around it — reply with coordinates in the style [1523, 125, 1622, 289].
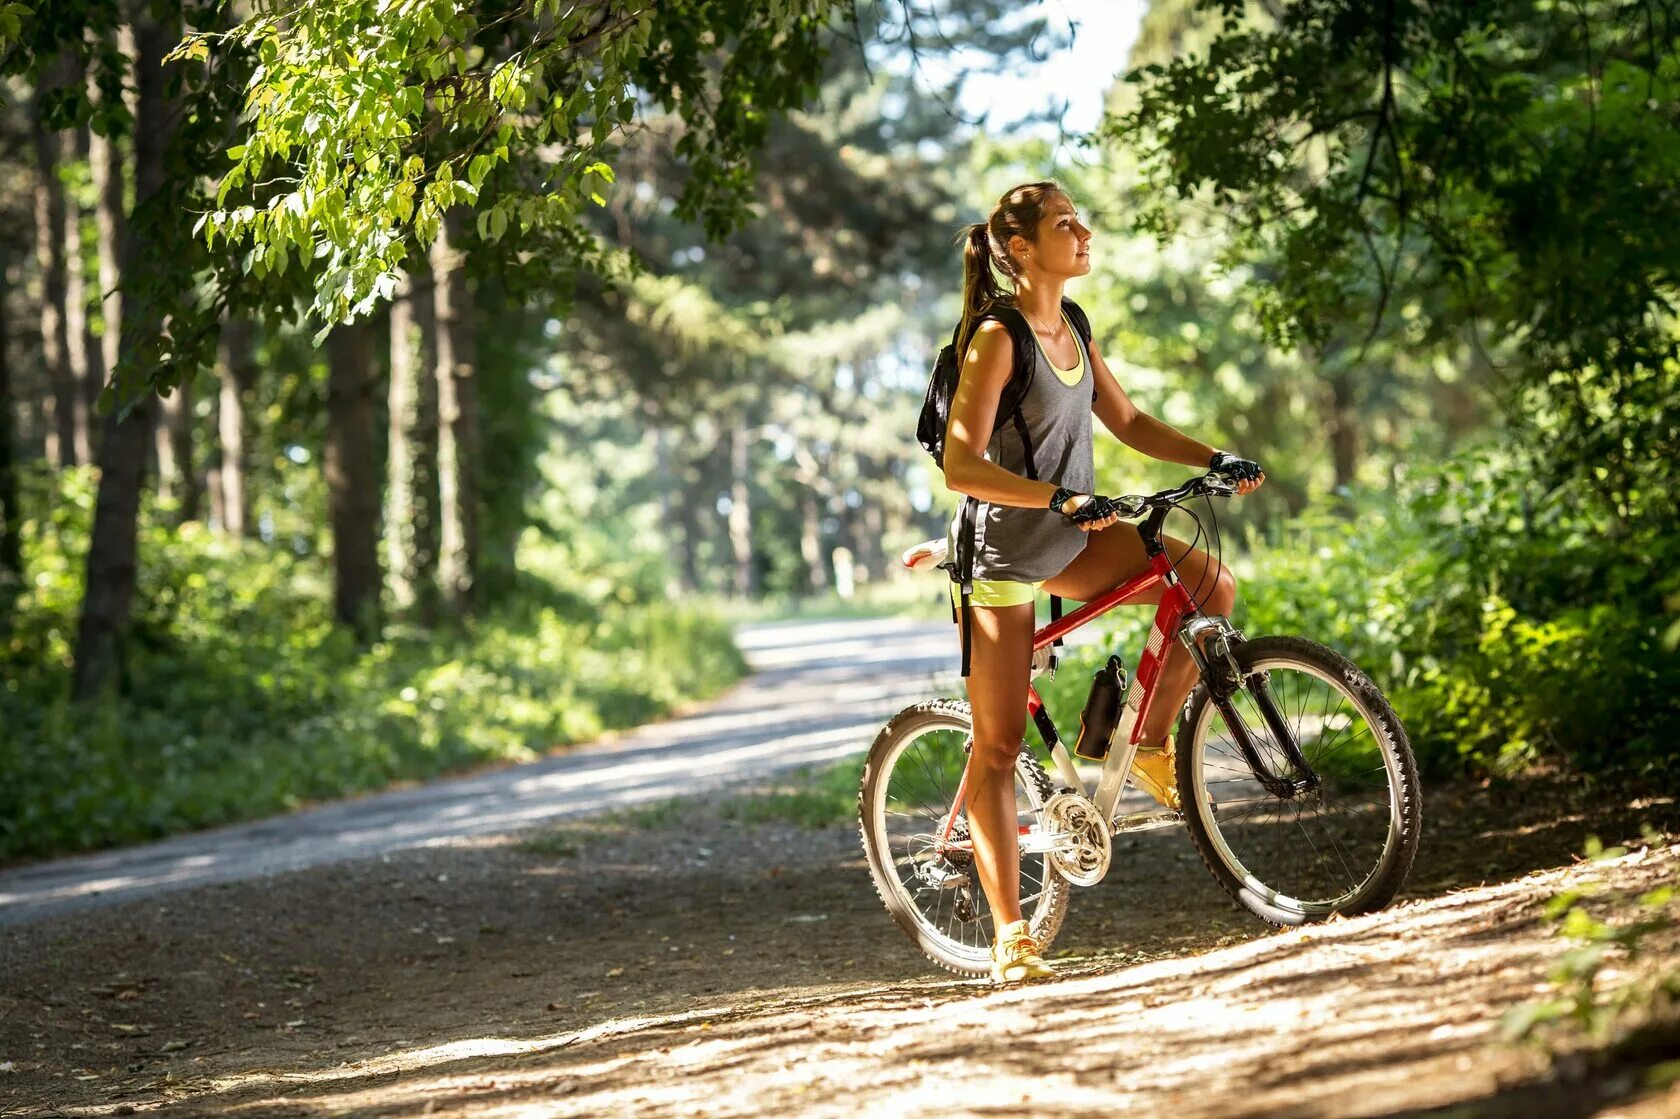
[942, 181, 1265, 983]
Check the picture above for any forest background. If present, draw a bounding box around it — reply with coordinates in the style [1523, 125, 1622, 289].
[1, 0, 1676, 864]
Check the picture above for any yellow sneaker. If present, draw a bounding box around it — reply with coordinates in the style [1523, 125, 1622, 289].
[991, 919, 1055, 984]
[1130, 734, 1181, 811]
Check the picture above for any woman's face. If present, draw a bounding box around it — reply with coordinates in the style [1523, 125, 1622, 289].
[1015, 193, 1092, 278]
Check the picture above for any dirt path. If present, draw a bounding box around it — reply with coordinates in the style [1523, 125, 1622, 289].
[0, 618, 956, 926]
[2, 774, 1676, 1118]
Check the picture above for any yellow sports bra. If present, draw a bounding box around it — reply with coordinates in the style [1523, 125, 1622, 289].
[1031, 310, 1086, 387]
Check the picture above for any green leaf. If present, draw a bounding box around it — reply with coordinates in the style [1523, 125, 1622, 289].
[1499, 997, 1573, 1042]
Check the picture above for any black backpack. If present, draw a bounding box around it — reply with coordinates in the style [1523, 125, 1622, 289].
[917, 298, 1095, 678]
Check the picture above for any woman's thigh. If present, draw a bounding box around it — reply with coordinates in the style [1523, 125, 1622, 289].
[958, 599, 1037, 753]
[1043, 524, 1224, 607]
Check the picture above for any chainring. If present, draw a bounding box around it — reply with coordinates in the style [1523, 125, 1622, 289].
[1042, 791, 1112, 887]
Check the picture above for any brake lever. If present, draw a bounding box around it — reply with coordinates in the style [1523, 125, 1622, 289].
[1201, 474, 1239, 496]
[1114, 495, 1149, 519]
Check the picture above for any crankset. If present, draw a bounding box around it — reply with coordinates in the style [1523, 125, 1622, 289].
[1042, 791, 1111, 887]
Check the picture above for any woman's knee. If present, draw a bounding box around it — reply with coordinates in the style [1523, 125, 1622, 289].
[969, 733, 1025, 775]
[1213, 564, 1237, 612]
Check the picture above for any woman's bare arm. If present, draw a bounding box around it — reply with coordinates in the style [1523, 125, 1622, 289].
[942, 321, 1064, 510]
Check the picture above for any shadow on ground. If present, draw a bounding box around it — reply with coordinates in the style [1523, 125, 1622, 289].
[0, 772, 1674, 1117]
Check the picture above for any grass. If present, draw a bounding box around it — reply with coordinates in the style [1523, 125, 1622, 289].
[515, 832, 583, 858]
[717, 759, 866, 828]
[1, 480, 751, 862]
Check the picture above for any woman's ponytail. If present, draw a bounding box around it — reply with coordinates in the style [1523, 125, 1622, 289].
[956, 222, 1002, 355]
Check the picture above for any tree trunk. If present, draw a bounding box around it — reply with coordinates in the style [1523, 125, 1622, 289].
[211, 318, 255, 536]
[385, 264, 438, 620]
[801, 488, 827, 594]
[327, 320, 381, 640]
[32, 69, 74, 469]
[88, 58, 125, 407]
[674, 436, 703, 595]
[1326, 369, 1358, 494]
[652, 425, 695, 597]
[0, 239, 22, 616]
[72, 9, 176, 700]
[155, 377, 196, 519]
[431, 214, 478, 619]
[64, 116, 96, 467]
[726, 426, 755, 597]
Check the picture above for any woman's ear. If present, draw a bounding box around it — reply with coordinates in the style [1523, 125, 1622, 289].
[1007, 232, 1030, 269]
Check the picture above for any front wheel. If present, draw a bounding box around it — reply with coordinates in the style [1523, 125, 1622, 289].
[1178, 635, 1422, 925]
[858, 698, 1071, 977]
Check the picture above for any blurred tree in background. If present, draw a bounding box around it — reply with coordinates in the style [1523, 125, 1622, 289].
[0, 0, 1067, 859]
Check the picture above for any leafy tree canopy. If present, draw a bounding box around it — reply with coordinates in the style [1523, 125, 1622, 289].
[201, 0, 839, 336]
[1109, 0, 1680, 524]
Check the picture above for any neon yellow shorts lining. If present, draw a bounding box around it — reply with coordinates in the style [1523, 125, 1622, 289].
[950, 578, 1043, 610]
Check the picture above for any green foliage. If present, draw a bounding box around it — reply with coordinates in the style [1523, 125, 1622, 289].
[1501, 833, 1679, 1047]
[203, 0, 840, 336]
[1111, 0, 1680, 537]
[0, 470, 746, 863]
[1037, 444, 1680, 780]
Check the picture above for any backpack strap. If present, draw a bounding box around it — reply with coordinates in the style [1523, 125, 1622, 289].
[957, 495, 977, 677]
[951, 302, 1048, 679]
[1048, 594, 1065, 673]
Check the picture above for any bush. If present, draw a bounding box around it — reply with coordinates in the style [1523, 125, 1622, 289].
[1038, 448, 1680, 780]
[0, 472, 747, 863]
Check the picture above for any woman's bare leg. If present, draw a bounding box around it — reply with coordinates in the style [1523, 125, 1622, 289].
[955, 599, 1037, 927]
[1044, 526, 1236, 747]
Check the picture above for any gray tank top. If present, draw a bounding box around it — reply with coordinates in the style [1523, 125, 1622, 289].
[946, 306, 1094, 583]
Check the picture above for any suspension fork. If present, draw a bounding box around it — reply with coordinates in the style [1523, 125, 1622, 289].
[1181, 619, 1319, 798]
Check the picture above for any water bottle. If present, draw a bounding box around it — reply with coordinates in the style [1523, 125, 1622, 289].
[1073, 655, 1126, 761]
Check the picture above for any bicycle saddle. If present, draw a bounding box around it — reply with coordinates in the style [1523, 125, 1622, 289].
[901, 538, 948, 571]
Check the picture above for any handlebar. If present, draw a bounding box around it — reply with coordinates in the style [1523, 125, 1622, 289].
[1108, 471, 1239, 520]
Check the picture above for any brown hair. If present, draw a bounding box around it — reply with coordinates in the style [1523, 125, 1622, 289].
[955, 180, 1064, 350]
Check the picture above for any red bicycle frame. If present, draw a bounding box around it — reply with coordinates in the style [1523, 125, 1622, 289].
[936, 541, 1205, 849]
[1027, 546, 1197, 749]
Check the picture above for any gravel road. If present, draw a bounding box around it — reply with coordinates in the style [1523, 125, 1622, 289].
[0, 616, 961, 926]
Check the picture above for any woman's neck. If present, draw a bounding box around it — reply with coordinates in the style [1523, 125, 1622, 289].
[1011, 276, 1065, 332]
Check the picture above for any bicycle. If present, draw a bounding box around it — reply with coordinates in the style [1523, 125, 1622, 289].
[859, 470, 1422, 976]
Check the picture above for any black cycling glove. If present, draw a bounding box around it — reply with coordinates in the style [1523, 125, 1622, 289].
[1209, 450, 1262, 482]
[1060, 494, 1122, 525]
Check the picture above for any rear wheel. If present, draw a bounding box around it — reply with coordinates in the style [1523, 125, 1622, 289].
[858, 698, 1070, 977]
[1177, 635, 1421, 925]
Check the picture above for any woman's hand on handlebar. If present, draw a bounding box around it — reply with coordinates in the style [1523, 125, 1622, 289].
[1058, 493, 1123, 531]
[1209, 450, 1266, 496]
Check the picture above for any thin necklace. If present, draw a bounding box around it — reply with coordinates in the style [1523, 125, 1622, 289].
[1021, 304, 1063, 346]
